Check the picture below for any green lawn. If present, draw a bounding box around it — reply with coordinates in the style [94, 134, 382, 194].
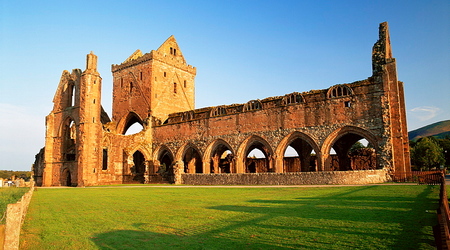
[21, 185, 438, 249]
[0, 187, 28, 222]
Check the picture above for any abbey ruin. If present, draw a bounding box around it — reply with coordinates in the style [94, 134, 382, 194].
[33, 22, 411, 186]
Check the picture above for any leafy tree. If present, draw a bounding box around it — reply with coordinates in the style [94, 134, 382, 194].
[437, 137, 450, 167]
[349, 141, 365, 154]
[411, 137, 445, 170]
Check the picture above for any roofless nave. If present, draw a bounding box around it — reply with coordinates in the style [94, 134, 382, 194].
[33, 22, 411, 186]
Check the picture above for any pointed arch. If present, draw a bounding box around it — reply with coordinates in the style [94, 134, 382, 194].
[275, 131, 321, 172]
[57, 116, 77, 162]
[150, 145, 176, 183]
[203, 139, 235, 174]
[176, 142, 203, 173]
[236, 135, 274, 173]
[61, 167, 75, 187]
[117, 112, 145, 135]
[321, 126, 380, 171]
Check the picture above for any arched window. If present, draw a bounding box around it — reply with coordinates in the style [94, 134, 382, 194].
[243, 100, 262, 112]
[182, 111, 194, 121]
[122, 113, 144, 135]
[327, 85, 353, 98]
[210, 106, 227, 117]
[282, 92, 303, 105]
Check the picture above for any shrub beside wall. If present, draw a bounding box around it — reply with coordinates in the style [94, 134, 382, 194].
[182, 170, 388, 185]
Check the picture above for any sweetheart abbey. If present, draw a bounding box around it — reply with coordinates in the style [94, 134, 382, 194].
[33, 22, 411, 186]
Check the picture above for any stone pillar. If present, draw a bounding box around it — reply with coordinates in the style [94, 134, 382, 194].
[212, 156, 220, 173]
[274, 155, 283, 173]
[236, 157, 244, 173]
[319, 153, 328, 171]
[144, 161, 150, 184]
[173, 161, 184, 185]
[203, 159, 211, 174]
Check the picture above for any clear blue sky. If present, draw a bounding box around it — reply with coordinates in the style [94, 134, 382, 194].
[0, 0, 449, 171]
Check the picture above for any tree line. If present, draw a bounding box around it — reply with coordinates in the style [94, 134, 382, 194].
[0, 170, 32, 180]
[410, 136, 450, 171]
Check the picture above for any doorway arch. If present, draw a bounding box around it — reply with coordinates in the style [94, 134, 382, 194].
[61, 168, 72, 187]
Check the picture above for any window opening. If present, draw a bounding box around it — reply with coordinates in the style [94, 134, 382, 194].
[102, 149, 108, 170]
[65, 121, 76, 161]
[174, 83, 177, 93]
[69, 84, 75, 107]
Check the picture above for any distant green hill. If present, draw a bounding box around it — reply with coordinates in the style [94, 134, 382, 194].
[408, 120, 450, 141]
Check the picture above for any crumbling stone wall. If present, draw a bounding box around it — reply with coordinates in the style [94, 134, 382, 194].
[182, 170, 387, 185]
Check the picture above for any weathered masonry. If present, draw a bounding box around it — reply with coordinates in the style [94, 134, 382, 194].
[33, 22, 411, 186]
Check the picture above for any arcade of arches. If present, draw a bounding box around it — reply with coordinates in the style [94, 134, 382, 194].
[153, 128, 379, 177]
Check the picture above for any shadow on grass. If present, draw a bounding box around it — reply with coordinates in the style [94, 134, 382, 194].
[91, 228, 287, 250]
[90, 186, 438, 249]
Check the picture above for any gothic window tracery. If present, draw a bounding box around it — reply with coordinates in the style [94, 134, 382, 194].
[210, 106, 227, 117]
[327, 85, 353, 98]
[243, 100, 262, 112]
[282, 92, 303, 105]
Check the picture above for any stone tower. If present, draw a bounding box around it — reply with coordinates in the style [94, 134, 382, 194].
[111, 36, 196, 134]
[41, 52, 104, 186]
[77, 52, 103, 186]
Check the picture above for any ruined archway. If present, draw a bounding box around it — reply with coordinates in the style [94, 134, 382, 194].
[276, 132, 320, 172]
[130, 150, 146, 183]
[120, 112, 144, 135]
[61, 168, 72, 187]
[323, 126, 379, 171]
[155, 146, 175, 183]
[237, 136, 274, 173]
[182, 144, 203, 174]
[60, 118, 77, 162]
[204, 139, 234, 174]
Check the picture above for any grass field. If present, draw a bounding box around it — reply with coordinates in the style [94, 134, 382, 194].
[20, 185, 439, 249]
[0, 187, 28, 223]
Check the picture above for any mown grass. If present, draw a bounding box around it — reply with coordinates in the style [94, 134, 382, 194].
[0, 187, 28, 223]
[21, 185, 438, 249]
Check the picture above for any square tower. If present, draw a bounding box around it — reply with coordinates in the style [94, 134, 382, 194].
[111, 36, 196, 134]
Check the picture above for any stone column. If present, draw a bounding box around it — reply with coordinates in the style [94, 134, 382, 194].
[173, 161, 184, 185]
[144, 161, 150, 184]
[212, 156, 220, 173]
[274, 155, 284, 173]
